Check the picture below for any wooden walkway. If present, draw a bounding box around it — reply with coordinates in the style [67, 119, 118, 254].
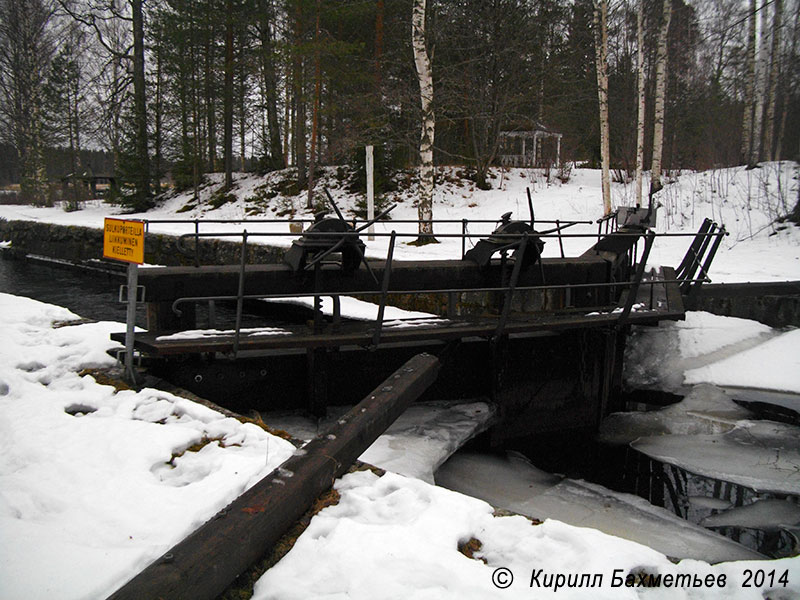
[113, 268, 683, 356]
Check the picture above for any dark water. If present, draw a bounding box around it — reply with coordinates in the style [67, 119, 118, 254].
[0, 256, 301, 329]
[0, 256, 137, 324]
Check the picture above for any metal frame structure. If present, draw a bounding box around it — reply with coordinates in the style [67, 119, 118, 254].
[117, 214, 727, 361]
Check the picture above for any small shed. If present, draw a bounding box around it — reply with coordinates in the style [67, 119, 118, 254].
[498, 123, 562, 168]
[60, 170, 118, 198]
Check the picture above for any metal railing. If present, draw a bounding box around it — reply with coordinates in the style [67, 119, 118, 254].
[131, 215, 727, 357]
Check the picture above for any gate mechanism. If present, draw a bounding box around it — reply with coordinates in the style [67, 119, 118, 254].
[283, 188, 396, 283]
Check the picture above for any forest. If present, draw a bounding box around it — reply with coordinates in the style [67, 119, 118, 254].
[0, 0, 797, 213]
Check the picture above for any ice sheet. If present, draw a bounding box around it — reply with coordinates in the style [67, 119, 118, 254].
[632, 421, 800, 495]
[598, 383, 754, 445]
[435, 451, 762, 562]
[266, 401, 495, 484]
[701, 499, 800, 530]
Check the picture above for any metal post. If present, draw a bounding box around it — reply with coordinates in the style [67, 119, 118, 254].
[194, 219, 200, 267]
[124, 262, 139, 385]
[366, 145, 375, 241]
[371, 231, 396, 349]
[233, 231, 248, 357]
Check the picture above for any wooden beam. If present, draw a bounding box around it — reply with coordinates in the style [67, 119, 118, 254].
[106, 353, 441, 600]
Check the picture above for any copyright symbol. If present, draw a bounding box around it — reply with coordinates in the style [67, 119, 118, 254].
[492, 567, 513, 589]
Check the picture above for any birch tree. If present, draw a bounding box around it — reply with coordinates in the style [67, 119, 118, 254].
[763, 0, 782, 161]
[634, 0, 646, 207]
[740, 0, 757, 164]
[650, 0, 672, 194]
[412, 0, 436, 243]
[749, 0, 770, 166]
[592, 0, 611, 215]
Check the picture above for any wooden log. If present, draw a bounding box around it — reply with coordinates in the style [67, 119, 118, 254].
[106, 352, 440, 600]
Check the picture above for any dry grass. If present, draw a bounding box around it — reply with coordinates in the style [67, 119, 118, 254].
[458, 537, 487, 564]
[78, 368, 131, 392]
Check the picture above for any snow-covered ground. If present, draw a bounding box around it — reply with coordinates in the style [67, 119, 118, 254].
[2, 163, 800, 598]
[1, 163, 798, 282]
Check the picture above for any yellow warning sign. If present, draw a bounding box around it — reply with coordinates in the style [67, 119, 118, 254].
[103, 218, 144, 264]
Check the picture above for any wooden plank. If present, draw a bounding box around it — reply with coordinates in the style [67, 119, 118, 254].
[112, 303, 682, 357]
[106, 353, 441, 600]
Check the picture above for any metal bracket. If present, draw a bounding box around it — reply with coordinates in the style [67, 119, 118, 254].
[118, 284, 146, 303]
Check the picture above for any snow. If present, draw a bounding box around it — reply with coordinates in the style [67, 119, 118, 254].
[266, 295, 437, 322]
[253, 470, 799, 600]
[156, 326, 291, 340]
[1, 162, 800, 598]
[624, 311, 783, 393]
[685, 329, 800, 394]
[435, 451, 761, 563]
[2, 163, 798, 282]
[0, 293, 296, 599]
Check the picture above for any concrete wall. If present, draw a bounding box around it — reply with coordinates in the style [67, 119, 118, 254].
[685, 282, 800, 328]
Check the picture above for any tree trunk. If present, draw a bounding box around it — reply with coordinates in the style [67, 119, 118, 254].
[132, 0, 150, 201]
[205, 19, 217, 173]
[775, 6, 799, 161]
[593, 0, 611, 215]
[650, 0, 671, 194]
[635, 0, 646, 207]
[293, 1, 307, 190]
[741, 0, 757, 164]
[307, 0, 321, 210]
[375, 0, 384, 90]
[154, 44, 163, 194]
[750, 0, 770, 166]
[223, 0, 234, 191]
[412, 0, 436, 243]
[763, 0, 782, 162]
[259, 0, 283, 170]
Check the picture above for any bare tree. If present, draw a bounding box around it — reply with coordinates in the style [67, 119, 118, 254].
[650, 0, 672, 194]
[59, 0, 150, 205]
[750, 0, 770, 166]
[412, 0, 436, 243]
[634, 0, 646, 207]
[741, 0, 757, 163]
[593, 0, 611, 215]
[763, 0, 782, 161]
[0, 0, 54, 205]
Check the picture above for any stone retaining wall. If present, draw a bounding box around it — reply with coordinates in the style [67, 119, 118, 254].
[0, 219, 285, 267]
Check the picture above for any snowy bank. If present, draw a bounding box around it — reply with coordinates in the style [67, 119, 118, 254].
[2, 163, 798, 283]
[0, 293, 296, 599]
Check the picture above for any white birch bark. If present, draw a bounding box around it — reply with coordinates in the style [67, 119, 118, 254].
[750, 0, 770, 165]
[741, 0, 757, 163]
[650, 0, 672, 194]
[412, 0, 436, 241]
[635, 0, 646, 207]
[593, 0, 611, 215]
[763, 0, 782, 161]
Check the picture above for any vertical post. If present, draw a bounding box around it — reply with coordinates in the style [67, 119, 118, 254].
[233, 231, 248, 357]
[194, 219, 200, 267]
[371, 231, 396, 349]
[366, 145, 375, 240]
[124, 262, 139, 384]
[556, 135, 561, 168]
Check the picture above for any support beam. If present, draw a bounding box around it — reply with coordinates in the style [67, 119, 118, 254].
[106, 353, 441, 600]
